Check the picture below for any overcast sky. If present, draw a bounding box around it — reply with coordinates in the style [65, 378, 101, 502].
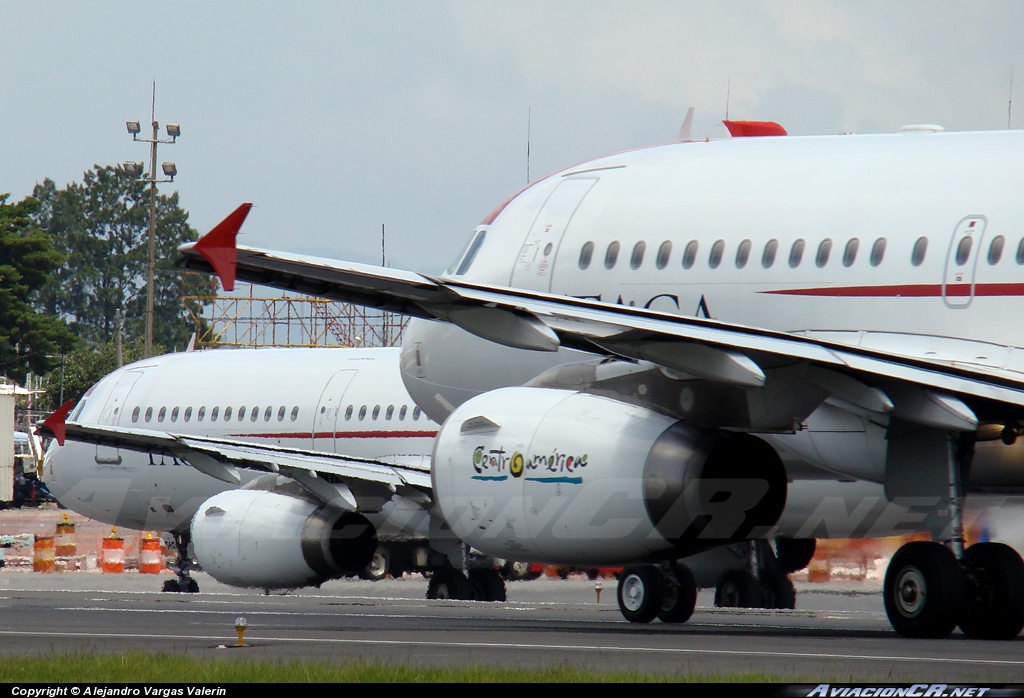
[3, 1, 1024, 275]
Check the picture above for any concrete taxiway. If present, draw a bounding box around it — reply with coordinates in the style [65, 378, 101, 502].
[0, 569, 1019, 682]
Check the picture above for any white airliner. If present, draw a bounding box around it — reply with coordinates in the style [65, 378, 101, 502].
[42, 346, 451, 593]
[56, 123, 1024, 640]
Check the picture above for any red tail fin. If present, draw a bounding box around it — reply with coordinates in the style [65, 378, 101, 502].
[193, 203, 253, 292]
[40, 400, 74, 447]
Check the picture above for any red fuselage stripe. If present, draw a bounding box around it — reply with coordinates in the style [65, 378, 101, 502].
[761, 283, 1024, 298]
[229, 431, 438, 439]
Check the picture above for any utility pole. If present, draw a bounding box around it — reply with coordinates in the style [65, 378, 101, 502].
[124, 83, 180, 358]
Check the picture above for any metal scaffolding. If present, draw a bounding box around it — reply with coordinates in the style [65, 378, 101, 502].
[185, 284, 407, 348]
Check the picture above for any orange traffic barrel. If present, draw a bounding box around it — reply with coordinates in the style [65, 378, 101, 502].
[139, 533, 164, 574]
[33, 536, 56, 573]
[101, 528, 125, 573]
[55, 513, 76, 557]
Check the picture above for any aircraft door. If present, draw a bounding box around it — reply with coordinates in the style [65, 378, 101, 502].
[95, 371, 143, 465]
[510, 178, 597, 292]
[943, 216, 987, 309]
[312, 369, 356, 451]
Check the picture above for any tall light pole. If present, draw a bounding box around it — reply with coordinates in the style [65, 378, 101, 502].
[124, 86, 180, 358]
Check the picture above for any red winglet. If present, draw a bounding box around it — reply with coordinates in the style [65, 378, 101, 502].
[723, 120, 788, 138]
[40, 400, 74, 447]
[193, 203, 253, 292]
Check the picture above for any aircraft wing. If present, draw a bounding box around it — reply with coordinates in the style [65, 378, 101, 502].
[38, 411, 431, 513]
[176, 220, 1024, 432]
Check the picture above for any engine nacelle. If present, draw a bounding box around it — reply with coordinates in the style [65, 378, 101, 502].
[191, 482, 377, 589]
[433, 387, 787, 565]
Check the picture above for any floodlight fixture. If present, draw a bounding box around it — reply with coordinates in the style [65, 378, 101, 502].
[166, 123, 180, 138]
[161, 162, 177, 178]
[126, 121, 141, 135]
[123, 162, 144, 177]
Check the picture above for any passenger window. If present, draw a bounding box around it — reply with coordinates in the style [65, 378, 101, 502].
[386, 405, 394, 420]
[170, 407, 179, 423]
[184, 407, 192, 423]
[145, 407, 153, 423]
[735, 239, 751, 269]
[413, 406, 422, 420]
[290, 406, 299, 422]
[210, 406, 218, 422]
[762, 239, 779, 269]
[372, 405, 381, 420]
[655, 241, 672, 269]
[955, 237, 973, 266]
[158, 407, 166, 423]
[345, 405, 353, 420]
[815, 239, 832, 268]
[870, 238, 887, 267]
[788, 239, 805, 268]
[277, 406, 286, 421]
[911, 237, 928, 267]
[988, 235, 1005, 265]
[454, 230, 486, 276]
[224, 406, 233, 421]
[198, 406, 206, 422]
[843, 238, 859, 267]
[630, 241, 646, 270]
[579, 242, 594, 270]
[709, 240, 725, 269]
[358, 405, 367, 420]
[682, 240, 698, 269]
[399, 405, 408, 420]
[1017, 238, 1024, 265]
[604, 241, 620, 269]
[132, 407, 140, 423]
[238, 407, 246, 421]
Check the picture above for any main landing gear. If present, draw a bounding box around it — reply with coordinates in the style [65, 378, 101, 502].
[425, 563, 507, 602]
[712, 540, 804, 611]
[884, 540, 1024, 640]
[617, 563, 697, 624]
[161, 530, 199, 594]
[882, 430, 1024, 640]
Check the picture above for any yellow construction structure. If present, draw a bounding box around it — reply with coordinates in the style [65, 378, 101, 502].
[185, 284, 407, 349]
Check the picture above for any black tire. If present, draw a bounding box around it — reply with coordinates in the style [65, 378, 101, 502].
[763, 570, 796, 610]
[426, 567, 474, 600]
[715, 570, 765, 608]
[470, 569, 507, 602]
[958, 542, 1024, 640]
[617, 565, 663, 623]
[185, 578, 199, 594]
[359, 549, 389, 581]
[162, 579, 180, 593]
[884, 541, 964, 639]
[657, 564, 697, 623]
[774, 538, 817, 574]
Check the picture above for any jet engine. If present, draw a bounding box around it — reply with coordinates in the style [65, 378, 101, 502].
[432, 387, 787, 565]
[190, 477, 377, 589]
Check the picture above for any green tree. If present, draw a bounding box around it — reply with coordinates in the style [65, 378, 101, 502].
[0, 194, 75, 384]
[37, 337, 156, 411]
[32, 167, 214, 352]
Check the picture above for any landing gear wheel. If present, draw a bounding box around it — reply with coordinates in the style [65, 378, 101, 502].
[426, 566, 474, 600]
[359, 549, 389, 581]
[958, 542, 1024, 640]
[715, 570, 764, 608]
[617, 565, 664, 623]
[502, 561, 538, 581]
[470, 569, 507, 602]
[657, 564, 697, 624]
[162, 579, 180, 593]
[884, 541, 964, 639]
[762, 570, 796, 610]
